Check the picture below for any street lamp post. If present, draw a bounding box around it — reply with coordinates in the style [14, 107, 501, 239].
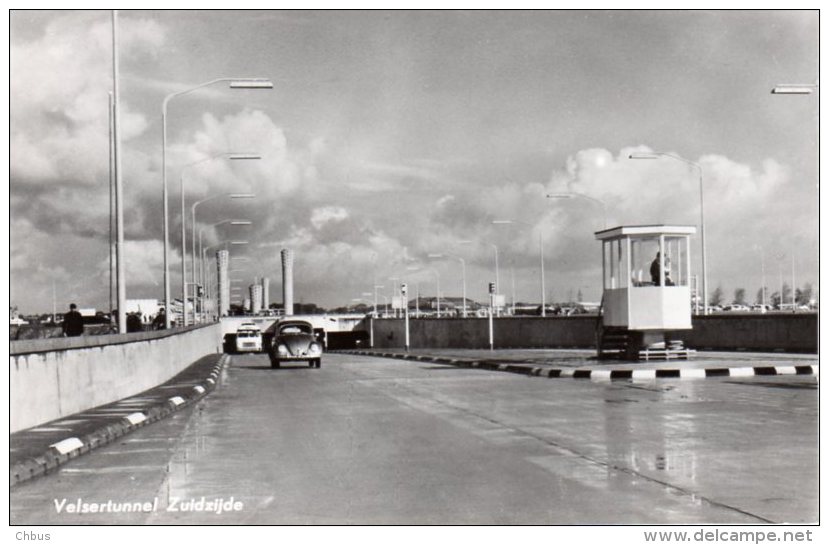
[408, 267, 440, 317]
[193, 193, 255, 315]
[459, 239, 498, 306]
[493, 220, 546, 317]
[546, 193, 607, 229]
[491, 243, 499, 301]
[111, 11, 127, 333]
[389, 276, 400, 318]
[629, 151, 708, 315]
[369, 285, 384, 317]
[401, 283, 410, 351]
[361, 291, 377, 347]
[198, 220, 252, 321]
[161, 77, 272, 327]
[429, 253, 466, 318]
[180, 154, 259, 325]
[754, 245, 766, 310]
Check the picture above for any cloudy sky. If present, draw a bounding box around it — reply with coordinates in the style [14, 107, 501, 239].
[10, 10, 819, 312]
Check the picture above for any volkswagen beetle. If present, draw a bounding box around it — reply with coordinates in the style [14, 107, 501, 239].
[268, 319, 323, 369]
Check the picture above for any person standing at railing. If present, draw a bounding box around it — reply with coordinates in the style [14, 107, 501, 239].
[61, 303, 84, 337]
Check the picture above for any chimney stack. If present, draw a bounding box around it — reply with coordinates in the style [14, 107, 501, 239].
[281, 249, 294, 316]
[216, 250, 230, 317]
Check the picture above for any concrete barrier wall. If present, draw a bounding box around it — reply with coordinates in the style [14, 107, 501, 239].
[678, 314, 818, 352]
[10, 324, 222, 433]
[368, 314, 817, 352]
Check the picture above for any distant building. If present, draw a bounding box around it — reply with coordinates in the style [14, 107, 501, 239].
[125, 299, 161, 324]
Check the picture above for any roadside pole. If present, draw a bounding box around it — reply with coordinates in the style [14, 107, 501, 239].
[402, 283, 410, 352]
[488, 281, 495, 351]
[369, 315, 374, 348]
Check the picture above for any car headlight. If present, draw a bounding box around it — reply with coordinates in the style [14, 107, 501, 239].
[309, 343, 322, 354]
[277, 344, 289, 356]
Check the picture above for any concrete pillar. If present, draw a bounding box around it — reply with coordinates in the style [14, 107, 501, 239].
[281, 249, 294, 316]
[262, 277, 270, 311]
[217, 250, 229, 317]
[250, 283, 263, 315]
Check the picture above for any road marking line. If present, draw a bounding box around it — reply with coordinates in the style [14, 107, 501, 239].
[774, 366, 796, 375]
[124, 412, 147, 425]
[193, 385, 205, 394]
[590, 370, 611, 380]
[168, 396, 185, 406]
[50, 437, 84, 455]
[632, 369, 656, 379]
[97, 448, 169, 455]
[680, 368, 707, 378]
[60, 466, 161, 474]
[729, 367, 754, 377]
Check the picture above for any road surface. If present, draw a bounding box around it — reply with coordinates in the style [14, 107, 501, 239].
[10, 352, 818, 524]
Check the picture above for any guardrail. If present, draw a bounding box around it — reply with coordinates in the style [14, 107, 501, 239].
[10, 323, 212, 355]
[11, 323, 222, 433]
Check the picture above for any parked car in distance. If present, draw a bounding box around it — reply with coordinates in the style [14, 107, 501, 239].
[723, 304, 750, 312]
[268, 319, 323, 369]
[235, 322, 263, 353]
[751, 304, 773, 313]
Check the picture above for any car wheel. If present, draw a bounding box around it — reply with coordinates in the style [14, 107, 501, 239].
[271, 359, 280, 369]
[314, 358, 321, 368]
[308, 361, 314, 368]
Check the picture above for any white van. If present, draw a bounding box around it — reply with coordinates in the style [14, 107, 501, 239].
[235, 322, 263, 353]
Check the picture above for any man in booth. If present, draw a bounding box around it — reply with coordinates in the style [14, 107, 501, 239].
[650, 252, 675, 286]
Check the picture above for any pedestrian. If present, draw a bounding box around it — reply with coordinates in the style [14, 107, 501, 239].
[152, 308, 167, 330]
[126, 312, 143, 333]
[62, 303, 84, 337]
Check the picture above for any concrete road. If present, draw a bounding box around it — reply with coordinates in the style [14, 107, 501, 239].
[10, 352, 817, 524]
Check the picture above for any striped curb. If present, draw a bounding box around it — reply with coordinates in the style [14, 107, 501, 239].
[10, 354, 229, 488]
[342, 350, 818, 381]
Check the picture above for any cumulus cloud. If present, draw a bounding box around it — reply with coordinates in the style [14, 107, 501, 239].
[310, 206, 349, 229]
[11, 13, 161, 188]
[413, 146, 811, 303]
[120, 239, 175, 288]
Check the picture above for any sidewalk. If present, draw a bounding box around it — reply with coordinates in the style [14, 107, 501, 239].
[343, 348, 818, 380]
[10, 353, 228, 487]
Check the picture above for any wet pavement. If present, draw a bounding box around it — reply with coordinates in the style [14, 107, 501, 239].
[10, 352, 818, 524]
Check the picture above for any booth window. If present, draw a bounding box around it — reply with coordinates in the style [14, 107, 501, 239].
[628, 235, 689, 287]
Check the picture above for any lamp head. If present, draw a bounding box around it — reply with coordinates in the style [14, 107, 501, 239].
[229, 79, 273, 89]
[628, 152, 660, 160]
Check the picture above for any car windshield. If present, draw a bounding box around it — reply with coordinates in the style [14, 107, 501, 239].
[279, 323, 312, 335]
[237, 330, 259, 338]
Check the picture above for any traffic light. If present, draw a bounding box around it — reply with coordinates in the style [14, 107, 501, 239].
[401, 283, 408, 295]
[489, 282, 496, 294]
[197, 285, 204, 297]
